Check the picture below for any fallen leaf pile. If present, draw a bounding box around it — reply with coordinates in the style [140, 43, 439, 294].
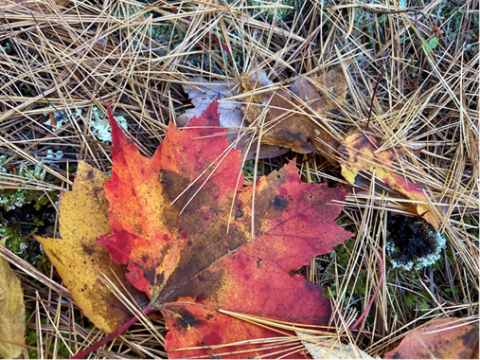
[4, 69, 448, 358]
[37, 100, 354, 358]
[180, 68, 438, 229]
[180, 67, 348, 163]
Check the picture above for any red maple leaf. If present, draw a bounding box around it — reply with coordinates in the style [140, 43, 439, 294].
[97, 101, 353, 358]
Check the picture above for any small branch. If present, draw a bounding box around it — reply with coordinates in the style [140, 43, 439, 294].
[365, 67, 385, 132]
[70, 305, 156, 359]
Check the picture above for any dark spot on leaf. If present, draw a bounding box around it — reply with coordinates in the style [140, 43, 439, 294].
[87, 170, 94, 179]
[159, 172, 167, 184]
[352, 135, 370, 152]
[235, 210, 242, 218]
[205, 314, 214, 321]
[273, 195, 287, 210]
[176, 308, 201, 330]
[197, 274, 205, 282]
[257, 258, 262, 268]
[81, 244, 95, 256]
[461, 325, 479, 349]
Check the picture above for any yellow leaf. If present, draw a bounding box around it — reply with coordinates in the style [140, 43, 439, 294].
[338, 132, 439, 230]
[36, 161, 146, 334]
[0, 240, 26, 359]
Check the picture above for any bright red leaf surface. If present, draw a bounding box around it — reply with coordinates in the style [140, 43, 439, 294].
[98, 101, 353, 358]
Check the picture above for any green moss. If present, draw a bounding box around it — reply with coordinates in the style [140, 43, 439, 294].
[1, 225, 51, 274]
[0, 157, 49, 211]
[322, 238, 368, 309]
[0, 156, 58, 274]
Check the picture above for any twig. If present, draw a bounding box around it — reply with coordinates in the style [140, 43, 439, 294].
[348, 244, 384, 332]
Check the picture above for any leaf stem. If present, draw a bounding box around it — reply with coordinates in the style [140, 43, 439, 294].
[348, 244, 384, 332]
[365, 67, 385, 132]
[70, 305, 156, 359]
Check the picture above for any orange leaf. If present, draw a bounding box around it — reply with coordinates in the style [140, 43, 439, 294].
[384, 318, 479, 359]
[338, 132, 439, 230]
[98, 101, 353, 358]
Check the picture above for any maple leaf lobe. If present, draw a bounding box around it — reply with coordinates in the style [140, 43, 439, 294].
[37, 161, 146, 333]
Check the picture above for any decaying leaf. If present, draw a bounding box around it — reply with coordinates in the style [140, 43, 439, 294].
[296, 332, 376, 359]
[338, 132, 439, 230]
[178, 77, 289, 160]
[291, 67, 348, 164]
[0, 240, 26, 359]
[36, 162, 146, 334]
[384, 318, 479, 359]
[98, 101, 353, 358]
[241, 67, 348, 160]
[241, 74, 316, 154]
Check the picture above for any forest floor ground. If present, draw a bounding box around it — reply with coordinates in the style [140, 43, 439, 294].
[0, 0, 478, 358]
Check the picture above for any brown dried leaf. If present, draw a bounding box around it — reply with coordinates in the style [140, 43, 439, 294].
[310, 66, 349, 113]
[291, 67, 348, 163]
[240, 67, 348, 159]
[241, 75, 315, 154]
[384, 318, 479, 359]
